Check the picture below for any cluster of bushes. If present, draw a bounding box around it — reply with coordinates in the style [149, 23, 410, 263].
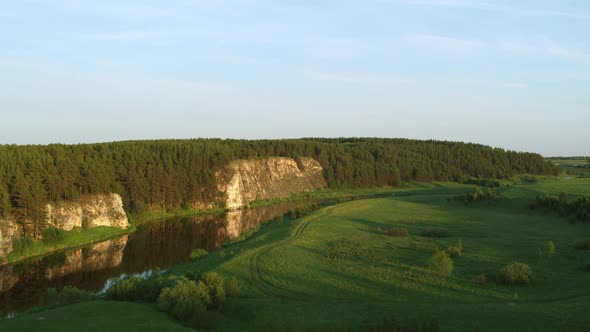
[420, 228, 450, 238]
[499, 262, 532, 285]
[100, 271, 240, 328]
[460, 178, 501, 188]
[10, 236, 35, 256]
[189, 248, 209, 260]
[531, 193, 590, 222]
[43, 226, 66, 245]
[387, 227, 409, 237]
[453, 187, 502, 204]
[41, 286, 97, 306]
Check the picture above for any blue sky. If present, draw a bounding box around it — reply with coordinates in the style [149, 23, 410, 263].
[1, 0, 588, 156]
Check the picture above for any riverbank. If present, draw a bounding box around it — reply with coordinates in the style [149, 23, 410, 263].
[2, 185, 429, 267]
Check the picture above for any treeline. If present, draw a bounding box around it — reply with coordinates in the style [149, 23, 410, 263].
[0, 138, 557, 224]
[531, 193, 590, 222]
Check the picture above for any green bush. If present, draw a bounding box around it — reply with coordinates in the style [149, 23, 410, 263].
[43, 226, 66, 245]
[420, 228, 450, 238]
[190, 248, 209, 260]
[428, 250, 453, 278]
[11, 236, 34, 255]
[387, 227, 409, 237]
[202, 272, 226, 308]
[57, 286, 97, 304]
[445, 246, 462, 258]
[158, 278, 211, 322]
[547, 241, 555, 257]
[500, 262, 532, 285]
[226, 276, 240, 297]
[105, 276, 144, 301]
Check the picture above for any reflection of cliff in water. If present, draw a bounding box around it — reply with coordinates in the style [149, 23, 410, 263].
[0, 236, 128, 316]
[0, 200, 324, 317]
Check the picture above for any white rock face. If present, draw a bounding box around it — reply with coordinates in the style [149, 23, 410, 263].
[0, 218, 19, 258]
[219, 157, 326, 210]
[47, 193, 130, 231]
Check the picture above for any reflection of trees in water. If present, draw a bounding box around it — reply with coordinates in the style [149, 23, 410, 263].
[0, 200, 323, 317]
[0, 236, 128, 316]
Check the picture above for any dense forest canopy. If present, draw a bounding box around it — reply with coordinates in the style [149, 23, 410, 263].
[0, 138, 558, 223]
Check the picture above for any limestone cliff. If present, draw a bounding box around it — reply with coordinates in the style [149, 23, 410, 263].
[46, 194, 130, 231]
[0, 218, 18, 258]
[219, 157, 326, 210]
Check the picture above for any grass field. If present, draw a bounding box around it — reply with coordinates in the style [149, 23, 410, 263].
[549, 158, 590, 178]
[3, 179, 590, 331]
[0, 301, 192, 331]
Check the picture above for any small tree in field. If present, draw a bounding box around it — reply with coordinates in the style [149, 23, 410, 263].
[428, 250, 454, 278]
[500, 262, 532, 285]
[547, 241, 555, 258]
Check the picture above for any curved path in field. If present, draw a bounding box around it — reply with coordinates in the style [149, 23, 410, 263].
[248, 204, 337, 300]
[247, 191, 590, 305]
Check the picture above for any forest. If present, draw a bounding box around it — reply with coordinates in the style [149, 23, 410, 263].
[0, 138, 558, 229]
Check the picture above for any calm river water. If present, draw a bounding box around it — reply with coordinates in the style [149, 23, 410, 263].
[0, 201, 319, 317]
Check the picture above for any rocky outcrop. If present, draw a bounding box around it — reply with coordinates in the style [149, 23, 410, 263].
[0, 218, 19, 258]
[219, 157, 326, 210]
[46, 194, 129, 231]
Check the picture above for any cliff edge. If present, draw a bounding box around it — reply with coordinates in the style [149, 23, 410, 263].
[219, 157, 326, 210]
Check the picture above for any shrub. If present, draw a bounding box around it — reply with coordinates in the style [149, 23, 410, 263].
[43, 226, 66, 245]
[106, 276, 144, 301]
[158, 278, 211, 322]
[202, 272, 226, 308]
[445, 246, 462, 258]
[472, 273, 486, 286]
[428, 250, 453, 278]
[547, 241, 555, 258]
[11, 236, 34, 255]
[574, 239, 590, 250]
[420, 228, 450, 238]
[190, 248, 209, 260]
[500, 262, 532, 285]
[226, 276, 240, 297]
[388, 227, 409, 237]
[57, 286, 96, 304]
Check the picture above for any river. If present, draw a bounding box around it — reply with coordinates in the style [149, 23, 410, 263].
[0, 200, 321, 317]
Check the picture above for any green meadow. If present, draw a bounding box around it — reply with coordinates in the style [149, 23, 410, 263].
[3, 178, 590, 331]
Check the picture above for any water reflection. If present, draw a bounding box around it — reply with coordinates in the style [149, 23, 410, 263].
[0, 200, 320, 316]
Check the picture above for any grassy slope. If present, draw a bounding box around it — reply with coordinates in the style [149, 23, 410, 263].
[172, 179, 590, 331]
[0, 301, 193, 332]
[4, 179, 590, 331]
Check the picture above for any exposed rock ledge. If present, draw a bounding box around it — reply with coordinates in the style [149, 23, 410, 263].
[0, 193, 129, 259]
[219, 157, 326, 210]
[46, 193, 130, 231]
[0, 218, 18, 258]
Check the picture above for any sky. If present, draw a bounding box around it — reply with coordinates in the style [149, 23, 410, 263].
[0, 0, 589, 156]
